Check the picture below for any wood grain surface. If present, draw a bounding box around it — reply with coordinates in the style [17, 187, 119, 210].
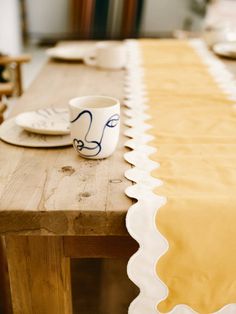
[6, 236, 72, 314]
[0, 53, 132, 236]
[0, 237, 12, 314]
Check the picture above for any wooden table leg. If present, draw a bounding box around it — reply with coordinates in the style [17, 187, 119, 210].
[0, 237, 12, 314]
[5, 236, 72, 314]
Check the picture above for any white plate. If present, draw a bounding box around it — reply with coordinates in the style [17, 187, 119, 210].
[15, 108, 70, 135]
[0, 118, 72, 148]
[46, 44, 94, 61]
[213, 42, 236, 58]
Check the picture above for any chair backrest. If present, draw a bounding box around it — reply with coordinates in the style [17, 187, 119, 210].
[0, 54, 31, 96]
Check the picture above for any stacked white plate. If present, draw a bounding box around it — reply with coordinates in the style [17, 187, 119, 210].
[15, 108, 70, 135]
[46, 43, 95, 61]
[213, 42, 236, 58]
[0, 108, 72, 148]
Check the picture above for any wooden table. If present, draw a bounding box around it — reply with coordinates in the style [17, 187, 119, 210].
[1, 41, 235, 314]
[0, 46, 137, 314]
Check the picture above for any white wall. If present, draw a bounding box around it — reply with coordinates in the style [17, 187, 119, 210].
[26, 0, 71, 38]
[0, 0, 22, 55]
[141, 0, 202, 36]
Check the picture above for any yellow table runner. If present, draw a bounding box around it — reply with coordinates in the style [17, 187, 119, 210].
[139, 39, 236, 313]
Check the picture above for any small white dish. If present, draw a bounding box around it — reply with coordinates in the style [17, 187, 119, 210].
[15, 108, 70, 135]
[46, 44, 94, 61]
[213, 42, 236, 58]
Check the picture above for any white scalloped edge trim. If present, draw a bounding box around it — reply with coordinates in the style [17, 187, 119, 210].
[124, 40, 169, 314]
[124, 39, 236, 314]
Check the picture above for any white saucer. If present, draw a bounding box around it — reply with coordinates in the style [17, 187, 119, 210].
[0, 118, 72, 148]
[15, 108, 70, 135]
[46, 44, 94, 61]
[213, 42, 236, 58]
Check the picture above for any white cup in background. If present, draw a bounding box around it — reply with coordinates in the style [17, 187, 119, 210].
[69, 95, 120, 159]
[83, 41, 127, 70]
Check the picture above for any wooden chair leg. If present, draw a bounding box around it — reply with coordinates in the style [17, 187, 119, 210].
[15, 64, 23, 96]
[0, 237, 12, 314]
[5, 236, 72, 314]
[0, 102, 7, 124]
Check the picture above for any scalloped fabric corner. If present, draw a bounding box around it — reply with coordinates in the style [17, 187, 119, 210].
[124, 39, 236, 314]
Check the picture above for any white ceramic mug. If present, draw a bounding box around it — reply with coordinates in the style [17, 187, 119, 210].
[84, 41, 127, 70]
[69, 95, 120, 159]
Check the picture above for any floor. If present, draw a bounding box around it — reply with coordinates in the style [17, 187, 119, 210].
[22, 43, 48, 90]
[72, 259, 138, 314]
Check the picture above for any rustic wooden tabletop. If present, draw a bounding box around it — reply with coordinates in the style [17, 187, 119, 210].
[0, 50, 132, 236]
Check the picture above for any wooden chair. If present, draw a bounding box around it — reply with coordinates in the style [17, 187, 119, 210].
[0, 54, 31, 97]
[0, 54, 31, 123]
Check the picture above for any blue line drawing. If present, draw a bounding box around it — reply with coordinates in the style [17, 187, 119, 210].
[71, 110, 120, 157]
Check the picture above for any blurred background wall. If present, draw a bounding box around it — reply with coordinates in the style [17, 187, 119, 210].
[25, 0, 71, 41]
[0, 0, 22, 54]
[22, 0, 206, 43]
[0, 0, 209, 52]
[141, 0, 203, 37]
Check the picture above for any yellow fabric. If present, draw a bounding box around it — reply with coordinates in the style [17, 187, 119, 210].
[140, 39, 236, 313]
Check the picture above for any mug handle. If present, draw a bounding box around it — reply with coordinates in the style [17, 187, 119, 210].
[84, 52, 97, 66]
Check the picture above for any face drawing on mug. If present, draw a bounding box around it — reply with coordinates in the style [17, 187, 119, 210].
[71, 110, 120, 157]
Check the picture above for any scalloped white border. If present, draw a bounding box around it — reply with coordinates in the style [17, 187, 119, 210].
[124, 40, 169, 314]
[124, 39, 236, 314]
